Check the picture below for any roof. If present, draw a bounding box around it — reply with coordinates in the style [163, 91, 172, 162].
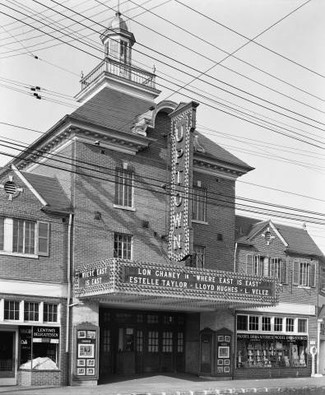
[22, 172, 72, 213]
[235, 215, 324, 258]
[195, 131, 253, 171]
[71, 88, 153, 133]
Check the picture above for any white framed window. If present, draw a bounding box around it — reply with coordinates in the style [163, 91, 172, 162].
[0, 218, 50, 257]
[249, 316, 259, 331]
[4, 300, 20, 320]
[44, 303, 58, 323]
[245, 254, 287, 283]
[113, 233, 132, 260]
[24, 301, 39, 322]
[286, 318, 294, 332]
[274, 317, 283, 332]
[262, 316, 271, 331]
[115, 167, 134, 209]
[192, 186, 207, 222]
[293, 260, 315, 287]
[298, 319, 307, 333]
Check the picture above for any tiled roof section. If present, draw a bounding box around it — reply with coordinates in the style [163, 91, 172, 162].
[275, 223, 324, 257]
[195, 132, 253, 171]
[22, 172, 72, 212]
[235, 215, 324, 258]
[71, 88, 153, 133]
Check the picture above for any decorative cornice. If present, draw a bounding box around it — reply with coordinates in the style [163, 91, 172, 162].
[14, 117, 153, 171]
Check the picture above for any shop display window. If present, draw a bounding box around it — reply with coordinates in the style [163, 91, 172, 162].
[237, 335, 307, 369]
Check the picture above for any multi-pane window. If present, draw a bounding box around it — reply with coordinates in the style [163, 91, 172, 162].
[192, 186, 207, 222]
[136, 330, 143, 352]
[24, 302, 39, 321]
[103, 329, 110, 352]
[293, 260, 315, 287]
[249, 316, 259, 331]
[298, 319, 307, 333]
[193, 245, 206, 268]
[274, 317, 283, 332]
[0, 218, 50, 256]
[147, 314, 159, 324]
[13, 219, 35, 254]
[177, 332, 184, 353]
[237, 315, 248, 331]
[162, 331, 173, 352]
[115, 167, 133, 208]
[245, 255, 287, 283]
[113, 233, 132, 260]
[148, 331, 159, 352]
[4, 300, 20, 320]
[262, 317, 271, 331]
[44, 303, 58, 322]
[286, 318, 294, 332]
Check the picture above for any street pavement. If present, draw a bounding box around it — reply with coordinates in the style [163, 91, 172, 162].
[1, 374, 325, 395]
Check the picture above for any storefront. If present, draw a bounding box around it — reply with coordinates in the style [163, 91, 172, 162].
[234, 312, 311, 379]
[73, 258, 278, 384]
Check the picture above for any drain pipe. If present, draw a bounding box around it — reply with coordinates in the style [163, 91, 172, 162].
[66, 213, 73, 384]
[233, 242, 238, 272]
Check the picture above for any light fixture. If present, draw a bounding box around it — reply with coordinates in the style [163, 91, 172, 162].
[94, 211, 102, 220]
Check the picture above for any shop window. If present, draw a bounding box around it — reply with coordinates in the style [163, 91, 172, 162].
[298, 319, 307, 333]
[177, 332, 184, 353]
[0, 218, 50, 257]
[115, 167, 134, 208]
[113, 233, 132, 260]
[24, 302, 39, 321]
[4, 300, 20, 320]
[293, 260, 315, 287]
[249, 316, 259, 331]
[286, 318, 294, 332]
[237, 335, 307, 369]
[162, 331, 173, 352]
[262, 317, 271, 331]
[148, 331, 159, 352]
[237, 315, 248, 331]
[192, 245, 206, 268]
[44, 303, 58, 323]
[274, 317, 283, 332]
[19, 326, 59, 369]
[192, 186, 207, 222]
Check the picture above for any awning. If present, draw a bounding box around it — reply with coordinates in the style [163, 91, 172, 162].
[74, 259, 279, 312]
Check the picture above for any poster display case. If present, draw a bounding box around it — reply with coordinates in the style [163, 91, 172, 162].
[74, 324, 99, 381]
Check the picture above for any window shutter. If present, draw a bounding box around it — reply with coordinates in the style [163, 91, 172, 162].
[38, 221, 50, 256]
[292, 260, 300, 285]
[246, 254, 253, 275]
[309, 262, 316, 287]
[281, 260, 289, 284]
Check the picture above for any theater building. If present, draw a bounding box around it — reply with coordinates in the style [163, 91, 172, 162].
[0, 12, 282, 386]
[234, 216, 325, 379]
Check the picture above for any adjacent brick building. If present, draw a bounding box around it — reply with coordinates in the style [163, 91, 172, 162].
[234, 216, 325, 379]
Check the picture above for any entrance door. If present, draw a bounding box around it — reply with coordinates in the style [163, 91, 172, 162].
[0, 331, 16, 385]
[116, 327, 135, 376]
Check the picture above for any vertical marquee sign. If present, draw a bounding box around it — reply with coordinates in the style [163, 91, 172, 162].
[168, 101, 199, 261]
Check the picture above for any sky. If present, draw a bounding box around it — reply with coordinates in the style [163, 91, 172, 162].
[0, 0, 324, 253]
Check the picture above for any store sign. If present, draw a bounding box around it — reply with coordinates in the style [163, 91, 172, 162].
[168, 102, 199, 261]
[237, 334, 307, 341]
[33, 326, 60, 344]
[123, 266, 275, 297]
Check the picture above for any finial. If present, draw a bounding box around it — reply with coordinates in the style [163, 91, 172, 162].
[117, 0, 120, 13]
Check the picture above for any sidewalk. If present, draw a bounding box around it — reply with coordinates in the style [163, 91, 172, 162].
[1, 374, 325, 395]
